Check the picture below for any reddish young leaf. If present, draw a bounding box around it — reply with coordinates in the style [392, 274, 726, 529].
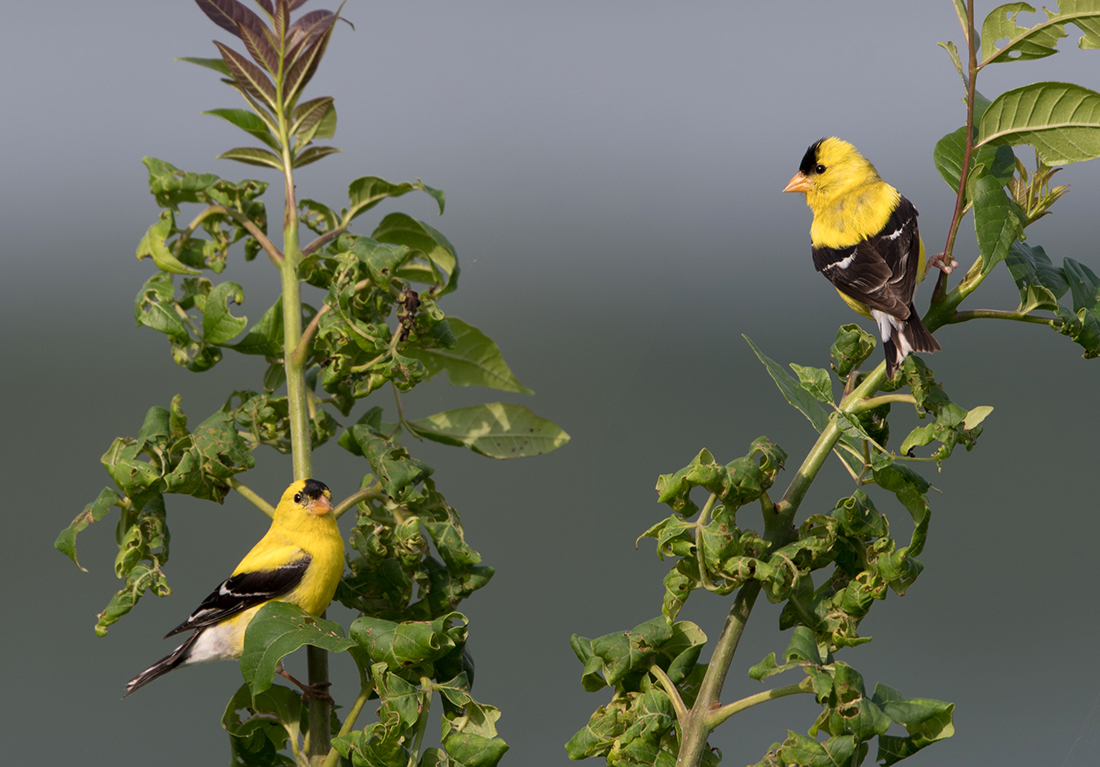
[238, 21, 279, 73]
[293, 145, 341, 168]
[290, 96, 333, 138]
[286, 10, 333, 59]
[215, 40, 277, 105]
[194, 0, 268, 41]
[273, 0, 291, 45]
[288, 0, 311, 10]
[285, 25, 333, 102]
[254, 0, 274, 14]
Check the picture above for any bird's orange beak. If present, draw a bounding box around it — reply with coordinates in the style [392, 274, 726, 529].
[312, 494, 334, 516]
[782, 172, 811, 194]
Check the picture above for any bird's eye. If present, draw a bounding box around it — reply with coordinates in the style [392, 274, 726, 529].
[293, 492, 302, 504]
[815, 164, 827, 174]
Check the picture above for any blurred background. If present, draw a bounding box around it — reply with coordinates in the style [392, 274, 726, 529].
[4, 1, 1099, 764]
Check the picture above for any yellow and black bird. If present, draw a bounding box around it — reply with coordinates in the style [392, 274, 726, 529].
[123, 478, 344, 698]
[783, 137, 946, 379]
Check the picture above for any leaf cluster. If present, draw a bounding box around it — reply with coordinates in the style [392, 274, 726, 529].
[223, 602, 505, 767]
[569, 323, 987, 765]
[750, 630, 953, 767]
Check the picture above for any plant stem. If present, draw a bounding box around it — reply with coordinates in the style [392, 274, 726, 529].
[949, 309, 1055, 325]
[706, 677, 815, 729]
[333, 485, 385, 520]
[931, 0, 978, 308]
[676, 583, 761, 767]
[849, 393, 917, 412]
[408, 679, 433, 767]
[651, 664, 689, 724]
[273, 69, 329, 760]
[226, 477, 275, 518]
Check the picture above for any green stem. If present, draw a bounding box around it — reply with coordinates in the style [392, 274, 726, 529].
[706, 677, 815, 729]
[408, 678, 433, 767]
[226, 477, 275, 518]
[676, 583, 761, 767]
[321, 672, 373, 767]
[650, 664, 689, 725]
[333, 485, 385, 520]
[949, 309, 1055, 325]
[849, 393, 917, 412]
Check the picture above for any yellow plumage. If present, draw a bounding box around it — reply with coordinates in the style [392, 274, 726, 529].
[123, 478, 344, 698]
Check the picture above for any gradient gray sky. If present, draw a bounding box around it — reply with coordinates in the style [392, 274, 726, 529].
[5, 2, 1100, 765]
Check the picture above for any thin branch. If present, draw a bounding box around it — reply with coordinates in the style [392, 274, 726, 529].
[302, 226, 348, 257]
[949, 309, 1056, 325]
[208, 205, 284, 265]
[227, 477, 276, 518]
[333, 485, 386, 520]
[849, 393, 918, 412]
[706, 677, 815, 729]
[650, 664, 689, 725]
[931, 0, 978, 307]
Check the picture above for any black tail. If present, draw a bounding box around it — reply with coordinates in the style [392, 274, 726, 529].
[122, 630, 200, 699]
[884, 304, 940, 380]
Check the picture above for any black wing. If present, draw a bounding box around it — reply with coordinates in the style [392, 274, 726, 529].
[812, 196, 921, 319]
[164, 555, 311, 637]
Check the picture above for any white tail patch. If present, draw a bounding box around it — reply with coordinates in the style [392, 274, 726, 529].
[871, 309, 912, 363]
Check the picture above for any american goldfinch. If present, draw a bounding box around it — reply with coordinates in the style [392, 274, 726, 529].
[783, 137, 944, 379]
[123, 478, 344, 698]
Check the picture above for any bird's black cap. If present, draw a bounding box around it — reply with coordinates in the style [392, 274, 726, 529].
[302, 478, 330, 499]
[798, 139, 826, 175]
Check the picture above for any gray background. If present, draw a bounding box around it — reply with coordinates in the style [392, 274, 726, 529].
[4, 1, 1099, 765]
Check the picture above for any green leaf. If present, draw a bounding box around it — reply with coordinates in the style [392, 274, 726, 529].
[789, 363, 833, 404]
[981, 1, 1100, 66]
[937, 40, 967, 89]
[970, 172, 1021, 277]
[240, 602, 354, 699]
[55, 487, 124, 571]
[407, 317, 533, 394]
[374, 213, 458, 294]
[217, 146, 284, 170]
[232, 297, 285, 357]
[177, 56, 232, 75]
[299, 199, 339, 235]
[350, 612, 467, 669]
[745, 336, 828, 431]
[977, 81, 1100, 165]
[1005, 241, 1069, 311]
[143, 157, 220, 210]
[409, 403, 570, 459]
[346, 176, 446, 222]
[137, 211, 201, 275]
[339, 413, 434, 496]
[442, 731, 508, 767]
[203, 281, 248, 345]
[829, 324, 876, 378]
[934, 126, 1015, 196]
[963, 405, 994, 430]
[222, 683, 301, 765]
[203, 108, 281, 151]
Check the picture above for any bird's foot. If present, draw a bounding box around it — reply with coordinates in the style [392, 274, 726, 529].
[927, 252, 958, 276]
[277, 667, 335, 705]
